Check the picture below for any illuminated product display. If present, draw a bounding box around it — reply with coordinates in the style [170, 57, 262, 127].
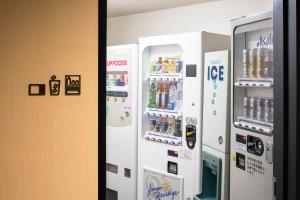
[106, 44, 138, 200]
[137, 32, 230, 200]
[230, 11, 275, 200]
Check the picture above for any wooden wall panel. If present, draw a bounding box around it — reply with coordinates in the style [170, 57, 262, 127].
[0, 0, 98, 199]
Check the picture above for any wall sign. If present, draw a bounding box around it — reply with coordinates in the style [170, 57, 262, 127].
[28, 74, 81, 96]
[28, 84, 46, 96]
[49, 75, 61, 96]
[65, 75, 81, 95]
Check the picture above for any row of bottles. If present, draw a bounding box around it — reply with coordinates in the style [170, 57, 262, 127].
[149, 117, 182, 137]
[243, 96, 273, 123]
[150, 56, 183, 74]
[148, 81, 182, 110]
[107, 73, 128, 87]
[242, 48, 273, 78]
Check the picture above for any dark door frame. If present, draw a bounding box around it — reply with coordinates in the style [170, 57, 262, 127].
[274, 0, 299, 199]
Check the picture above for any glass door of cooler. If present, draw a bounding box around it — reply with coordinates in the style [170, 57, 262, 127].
[141, 44, 183, 146]
[233, 18, 273, 135]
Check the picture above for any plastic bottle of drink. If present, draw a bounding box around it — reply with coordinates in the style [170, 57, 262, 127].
[269, 99, 274, 122]
[168, 83, 175, 110]
[151, 60, 157, 73]
[161, 83, 169, 109]
[148, 82, 156, 108]
[156, 83, 162, 108]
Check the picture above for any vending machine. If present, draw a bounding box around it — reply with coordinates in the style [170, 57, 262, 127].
[230, 11, 274, 200]
[106, 44, 138, 200]
[194, 50, 231, 200]
[137, 32, 230, 200]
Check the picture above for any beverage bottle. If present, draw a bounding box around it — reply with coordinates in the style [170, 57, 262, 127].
[162, 59, 169, 73]
[148, 82, 156, 108]
[149, 117, 156, 131]
[155, 118, 161, 132]
[156, 83, 162, 108]
[174, 120, 182, 137]
[151, 60, 157, 73]
[157, 57, 163, 73]
[161, 83, 167, 109]
[168, 58, 176, 73]
[168, 83, 176, 110]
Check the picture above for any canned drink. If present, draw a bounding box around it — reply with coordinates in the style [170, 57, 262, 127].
[264, 48, 273, 78]
[256, 98, 262, 121]
[243, 97, 249, 118]
[264, 99, 270, 122]
[249, 48, 257, 78]
[269, 99, 274, 122]
[257, 48, 267, 78]
[242, 49, 249, 78]
[249, 97, 255, 119]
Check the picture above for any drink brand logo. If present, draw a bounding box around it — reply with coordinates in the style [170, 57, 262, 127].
[146, 177, 180, 200]
[256, 33, 273, 47]
[107, 60, 127, 67]
[207, 65, 224, 81]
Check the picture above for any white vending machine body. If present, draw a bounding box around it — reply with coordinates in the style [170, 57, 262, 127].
[106, 44, 138, 200]
[200, 50, 230, 200]
[230, 11, 274, 200]
[138, 32, 230, 200]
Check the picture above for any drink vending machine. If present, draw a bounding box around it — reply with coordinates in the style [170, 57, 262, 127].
[194, 50, 231, 200]
[106, 44, 138, 200]
[137, 32, 229, 200]
[230, 11, 274, 200]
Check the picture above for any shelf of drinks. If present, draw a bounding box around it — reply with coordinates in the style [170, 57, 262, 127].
[234, 77, 273, 88]
[234, 116, 273, 134]
[106, 85, 128, 92]
[144, 73, 183, 82]
[144, 108, 182, 119]
[144, 131, 182, 146]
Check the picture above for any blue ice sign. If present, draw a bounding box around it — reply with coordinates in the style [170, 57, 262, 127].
[207, 65, 224, 81]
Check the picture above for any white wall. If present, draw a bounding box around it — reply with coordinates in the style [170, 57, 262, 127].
[107, 0, 272, 45]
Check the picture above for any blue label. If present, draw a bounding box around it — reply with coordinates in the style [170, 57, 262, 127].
[257, 33, 273, 47]
[207, 65, 224, 81]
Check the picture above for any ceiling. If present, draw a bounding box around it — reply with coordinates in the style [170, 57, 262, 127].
[108, 0, 219, 17]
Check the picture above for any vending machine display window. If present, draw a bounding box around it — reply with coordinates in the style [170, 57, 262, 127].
[142, 44, 183, 146]
[233, 19, 274, 135]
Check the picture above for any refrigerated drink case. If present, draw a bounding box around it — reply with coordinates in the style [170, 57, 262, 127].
[230, 12, 274, 200]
